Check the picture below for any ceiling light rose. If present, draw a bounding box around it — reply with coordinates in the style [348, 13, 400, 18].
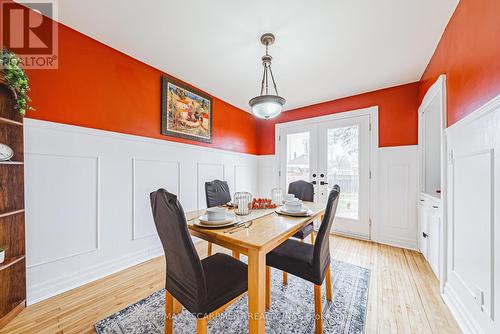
[249, 33, 286, 119]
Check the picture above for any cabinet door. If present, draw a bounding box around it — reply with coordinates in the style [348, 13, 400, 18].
[418, 200, 429, 259]
[428, 207, 441, 279]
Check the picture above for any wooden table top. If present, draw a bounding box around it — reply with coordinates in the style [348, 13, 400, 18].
[186, 202, 326, 253]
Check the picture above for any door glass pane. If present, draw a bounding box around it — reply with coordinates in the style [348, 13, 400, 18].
[327, 126, 359, 219]
[286, 132, 310, 188]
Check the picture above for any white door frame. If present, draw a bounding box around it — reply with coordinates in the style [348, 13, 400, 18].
[418, 74, 448, 293]
[275, 106, 379, 239]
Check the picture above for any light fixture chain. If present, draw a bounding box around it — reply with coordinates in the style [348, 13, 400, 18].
[268, 65, 279, 95]
[260, 65, 266, 95]
[264, 63, 269, 95]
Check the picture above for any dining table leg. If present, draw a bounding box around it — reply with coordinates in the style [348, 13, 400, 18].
[232, 250, 240, 260]
[248, 249, 266, 333]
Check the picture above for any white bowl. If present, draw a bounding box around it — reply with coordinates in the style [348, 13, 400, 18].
[285, 200, 303, 212]
[206, 207, 228, 221]
[284, 194, 296, 201]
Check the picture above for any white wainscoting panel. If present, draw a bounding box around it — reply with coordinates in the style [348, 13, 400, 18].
[25, 154, 100, 267]
[257, 155, 278, 198]
[132, 159, 180, 240]
[444, 95, 500, 334]
[24, 119, 258, 304]
[373, 146, 419, 250]
[234, 165, 258, 195]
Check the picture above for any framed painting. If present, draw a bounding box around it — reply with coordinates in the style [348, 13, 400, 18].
[161, 76, 213, 143]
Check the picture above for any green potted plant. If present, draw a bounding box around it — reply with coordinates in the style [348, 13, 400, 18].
[0, 49, 33, 116]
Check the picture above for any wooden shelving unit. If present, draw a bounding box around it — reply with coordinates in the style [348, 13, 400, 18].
[0, 84, 26, 329]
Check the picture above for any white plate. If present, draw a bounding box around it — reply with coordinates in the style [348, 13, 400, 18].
[198, 213, 236, 226]
[194, 220, 237, 228]
[275, 207, 312, 217]
[0, 143, 14, 161]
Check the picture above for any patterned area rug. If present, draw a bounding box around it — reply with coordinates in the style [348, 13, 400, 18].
[95, 259, 370, 334]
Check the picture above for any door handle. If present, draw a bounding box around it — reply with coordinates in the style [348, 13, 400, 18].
[320, 181, 328, 185]
[311, 181, 317, 185]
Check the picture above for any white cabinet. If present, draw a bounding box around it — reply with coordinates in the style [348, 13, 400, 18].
[418, 198, 429, 257]
[418, 193, 441, 280]
[418, 75, 446, 287]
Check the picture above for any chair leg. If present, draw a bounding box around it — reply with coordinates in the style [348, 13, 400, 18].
[197, 317, 207, 334]
[173, 298, 182, 314]
[314, 284, 323, 334]
[207, 242, 213, 256]
[282, 271, 288, 285]
[266, 266, 271, 310]
[165, 290, 174, 334]
[232, 250, 240, 260]
[310, 231, 315, 244]
[326, 264, 332, 302]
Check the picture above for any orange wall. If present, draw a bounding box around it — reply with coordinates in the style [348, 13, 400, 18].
[256, 82, 420, 155]
[22, 0, 499, 156]
[24, 22, 259, 154]
[419, 0, 500, 126]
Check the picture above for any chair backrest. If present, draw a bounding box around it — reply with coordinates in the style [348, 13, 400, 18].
[150, 189, 207, 311]
[313, 185, 340, 279]
[288, 180, 314, 202]
[205, 179, 231, 208]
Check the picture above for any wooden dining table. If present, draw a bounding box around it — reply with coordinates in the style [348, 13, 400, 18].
[185, 202, 326, 334]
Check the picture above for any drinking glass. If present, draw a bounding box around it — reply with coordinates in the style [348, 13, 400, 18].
[234, 192, 252, 215]
[271, 188, 284, 205]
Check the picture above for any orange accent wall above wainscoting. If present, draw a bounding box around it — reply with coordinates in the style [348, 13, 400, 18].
[419, 0, 500, 127]
[256, 82, 420, 155]
[19, 0, 499, 156]
[24, 21, 259, 155]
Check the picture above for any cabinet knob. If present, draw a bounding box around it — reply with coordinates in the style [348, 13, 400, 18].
[432, 205, 439, 209]
[423, 232, 428, 238]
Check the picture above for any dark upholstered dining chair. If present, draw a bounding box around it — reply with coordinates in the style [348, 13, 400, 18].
[150, 189, 248, 334]
[266, 185, 340, 334]
[288, 180, 315, 242]
[281, 180, 316, 284]
[204, 180, 232, 257]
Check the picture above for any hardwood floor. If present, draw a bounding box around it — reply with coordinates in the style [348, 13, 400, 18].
[0, 235, 461, 334]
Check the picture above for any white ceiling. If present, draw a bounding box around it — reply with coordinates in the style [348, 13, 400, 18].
[50, 0, 458, 112]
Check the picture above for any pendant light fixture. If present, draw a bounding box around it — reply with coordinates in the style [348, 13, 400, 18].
[249, 33, 286, 119]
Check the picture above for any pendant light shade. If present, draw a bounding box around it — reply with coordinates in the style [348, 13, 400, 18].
[249, 33, 285, 119]
[249, 95, 286, 119]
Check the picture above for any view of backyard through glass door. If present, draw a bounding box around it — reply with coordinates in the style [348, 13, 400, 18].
[279, 114, 371, 238]
[325, 125, 360, 219]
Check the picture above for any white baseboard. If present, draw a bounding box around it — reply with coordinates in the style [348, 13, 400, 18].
[27, 246, 163, 305]
[373, 235, 419, 251]
[443, 283, 483, 334]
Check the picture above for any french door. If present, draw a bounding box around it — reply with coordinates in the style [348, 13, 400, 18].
[278, 114, 371, 238]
